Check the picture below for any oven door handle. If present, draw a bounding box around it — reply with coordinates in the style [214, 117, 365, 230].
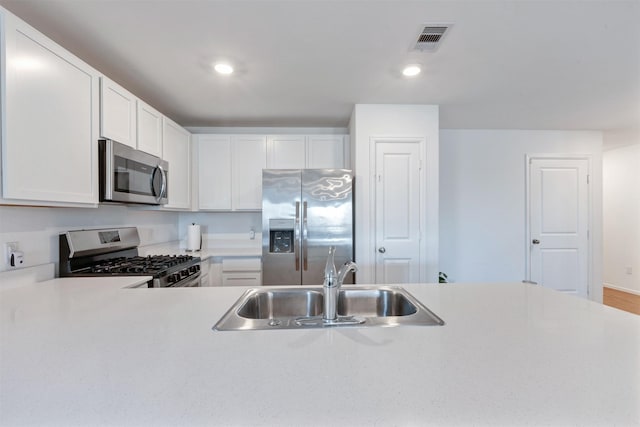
[170, 271, 201, 287]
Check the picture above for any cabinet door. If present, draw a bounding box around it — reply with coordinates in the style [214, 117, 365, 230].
[266, 135, 305, 169]
[162, 117, 191, 209]
[232, 135, 266, 210]
[306, 135, 345, 169]
[99, 76, 137, 148]
[2, 12, 98, 205]
[198, 135, 232, 210]
[136, 100, 163, 156]
[221, 273, 262, 286]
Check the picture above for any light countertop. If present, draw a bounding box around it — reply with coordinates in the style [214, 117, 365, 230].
[1, 278, 639, 426]
[139, 239, 261, 258]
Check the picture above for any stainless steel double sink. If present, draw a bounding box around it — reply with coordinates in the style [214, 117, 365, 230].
[213, 286, 444, 331]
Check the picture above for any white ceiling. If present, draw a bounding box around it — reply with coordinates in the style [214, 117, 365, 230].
[1, 0, 639, 132]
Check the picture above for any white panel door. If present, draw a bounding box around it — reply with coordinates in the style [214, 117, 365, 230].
[266, 135, 305, 169]
[99, 76, 137, 147]
[162, 118, 191, 209]
[306, 135, 345, 168]
[3, 13, 98, 205]
[529, 158, 589, 297]
[375, 142, 422, 283]
[232, 135, 266, 210]
[198, 135, 232, 210]
[136, 100, 163, 157]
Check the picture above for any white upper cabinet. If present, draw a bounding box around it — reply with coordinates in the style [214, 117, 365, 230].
[232, 135, 266, 210]
[136, 100, 163, 157]
[266, 135, 347, 169]
[1, 11, 99, 206]
[197, 135, 232, 210]
[266, 135, 306, 169]
[99, 77, 137, 148]
[306, 135, 347, 169]
[197, 135, 266, 211]
[162, 117, 191, 210]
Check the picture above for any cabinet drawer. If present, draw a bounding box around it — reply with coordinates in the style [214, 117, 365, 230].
[221, 258, 261, 272]
[221, 272, 262, 287]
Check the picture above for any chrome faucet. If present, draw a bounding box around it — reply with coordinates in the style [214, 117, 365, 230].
[323, 246, 358, 322]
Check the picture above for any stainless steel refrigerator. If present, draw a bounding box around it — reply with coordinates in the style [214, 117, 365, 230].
[262, 169, 354, 286]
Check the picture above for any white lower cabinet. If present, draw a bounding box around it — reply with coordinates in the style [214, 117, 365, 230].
[207, 261, 222, 287]
[221, 272, 262, 287]
[208, 257, 262, 286]
[222, 258, 262, 286]
[1, 10, 99, 206]
[198, 258, 211, 287]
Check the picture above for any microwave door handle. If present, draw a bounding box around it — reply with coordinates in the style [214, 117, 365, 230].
[158, 165, 167, 200]
[151, 165, 167, 203]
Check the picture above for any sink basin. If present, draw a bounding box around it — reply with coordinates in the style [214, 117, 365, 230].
[213, 286, 444, 331]
[237, 289, 323, 319]
[338, 288, 417, 317]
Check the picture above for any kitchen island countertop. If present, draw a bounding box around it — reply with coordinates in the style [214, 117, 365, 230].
[1, 278, 639, 426]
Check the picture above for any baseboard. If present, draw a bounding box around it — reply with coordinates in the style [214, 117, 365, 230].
[603, 282, 640, 296]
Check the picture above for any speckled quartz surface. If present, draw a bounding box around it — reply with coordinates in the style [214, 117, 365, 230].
[1, 279, 639, 426]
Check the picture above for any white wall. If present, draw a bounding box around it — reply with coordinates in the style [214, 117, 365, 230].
[178, 212, 261, 241]
[0, 205, 179, 274]
[351, 104, 439, 283]
[603, 141, 640, 295]
[439, 130, 603, 301]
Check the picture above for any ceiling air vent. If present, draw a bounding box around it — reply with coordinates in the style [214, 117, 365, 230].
[411, 24, 452, 52]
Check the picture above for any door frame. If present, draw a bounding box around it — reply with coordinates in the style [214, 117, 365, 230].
[525, 154, 593, 297]
[370, 136, 427, 283]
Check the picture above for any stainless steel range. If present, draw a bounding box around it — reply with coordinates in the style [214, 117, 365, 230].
[59, 227, 201, 288]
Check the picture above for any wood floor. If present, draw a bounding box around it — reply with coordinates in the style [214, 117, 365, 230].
[603, 287, 640, 316]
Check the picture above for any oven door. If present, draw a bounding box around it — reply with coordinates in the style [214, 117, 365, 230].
[171, 272, 201, 288]
[100, 139, 168, 205]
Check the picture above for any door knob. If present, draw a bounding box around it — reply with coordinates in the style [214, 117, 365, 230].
[378, 247, 386, 253]
[532, 239, 540, 245]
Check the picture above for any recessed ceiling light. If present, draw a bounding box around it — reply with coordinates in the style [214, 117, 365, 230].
[402, 65, 421, 77]
[214, 63, 234, 75]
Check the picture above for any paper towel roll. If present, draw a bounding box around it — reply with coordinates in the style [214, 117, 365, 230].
[186, 223, 201, 251]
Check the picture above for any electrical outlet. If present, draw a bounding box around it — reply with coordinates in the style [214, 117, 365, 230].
[626, 267, 633, 275]
[5, 242, 19, 265]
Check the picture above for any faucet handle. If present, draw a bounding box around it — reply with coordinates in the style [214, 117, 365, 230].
[337, 261, 358, 285]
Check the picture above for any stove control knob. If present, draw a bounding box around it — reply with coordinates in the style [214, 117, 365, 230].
[168, 274, 178, 284]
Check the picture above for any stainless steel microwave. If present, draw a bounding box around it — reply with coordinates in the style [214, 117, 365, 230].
[99, 139, 168, 205]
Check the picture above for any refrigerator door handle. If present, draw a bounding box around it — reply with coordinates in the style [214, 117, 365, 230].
[302, 201, 308, 271]
[294, 201, 300, 271]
